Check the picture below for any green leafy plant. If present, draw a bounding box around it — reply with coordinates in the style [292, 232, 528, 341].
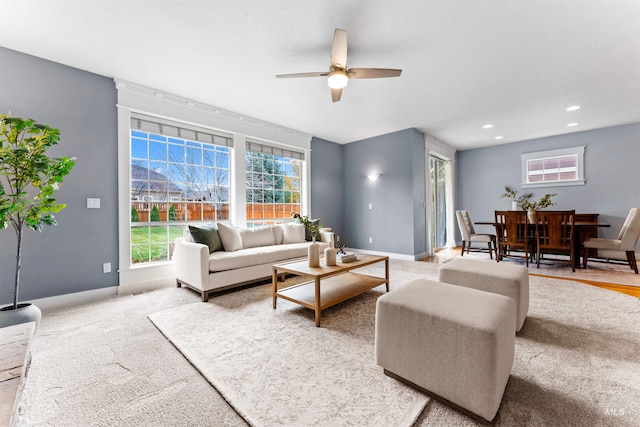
[500, 185, 556, 210]
[0, 114, 75, 309]
[519, 193, 557, 210]
[500, 185, 533, 203]
[291, 211, 322, 239]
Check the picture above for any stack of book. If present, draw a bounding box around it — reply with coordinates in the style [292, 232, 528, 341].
[336, 251, 357, 263]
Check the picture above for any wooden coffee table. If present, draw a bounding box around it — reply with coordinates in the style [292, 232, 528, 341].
[272, 254, 389, 327]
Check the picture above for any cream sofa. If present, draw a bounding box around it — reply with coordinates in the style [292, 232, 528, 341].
[173, 222, 334, 301]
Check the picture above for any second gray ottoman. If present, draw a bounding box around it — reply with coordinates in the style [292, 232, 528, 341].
[375, 279, 515, 423]
[438, 257, 529, 332]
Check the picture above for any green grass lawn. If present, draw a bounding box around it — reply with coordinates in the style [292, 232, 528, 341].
[131, 225, 185, 264]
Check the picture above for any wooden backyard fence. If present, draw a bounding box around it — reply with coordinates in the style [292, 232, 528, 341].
[131, 202, 301, 222]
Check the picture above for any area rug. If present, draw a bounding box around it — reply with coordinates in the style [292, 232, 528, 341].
[149, 261, 640, 427]
[148, 279, 429, 427]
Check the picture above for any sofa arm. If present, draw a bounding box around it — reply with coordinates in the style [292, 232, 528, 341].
[173, 237, 209, 291]
[319, 229, 335, 248]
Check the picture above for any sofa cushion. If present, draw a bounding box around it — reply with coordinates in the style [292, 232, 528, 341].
[272, 224, 284, 245]
[239, 226, 276, 249]
[208, 242, 329, 272]
[217, 223, 243, 252]
[282, 223, 306, 244]
[188, 223, 223, 253]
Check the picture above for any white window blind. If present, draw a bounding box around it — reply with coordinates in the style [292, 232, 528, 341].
[130, 113, 232, 147]
[246, 140, 305, 160]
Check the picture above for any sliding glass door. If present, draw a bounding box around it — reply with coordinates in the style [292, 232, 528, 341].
[429, 155, 448, 250]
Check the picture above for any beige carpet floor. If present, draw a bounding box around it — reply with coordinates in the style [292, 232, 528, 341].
[16, 259, 640, 426]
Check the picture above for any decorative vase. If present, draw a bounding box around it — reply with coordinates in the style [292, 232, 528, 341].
[308, 238, 320, 267]
[324, 247, 337, 266]
[527, 209, 537, 224]
[511, 200, 519, 211]
[0, 303, 42, 329]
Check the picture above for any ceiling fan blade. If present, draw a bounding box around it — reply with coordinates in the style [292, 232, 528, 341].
[276, 72, 327, 79]
[331, 87, 343, 103]
[348, 68, 402, 79]
[331, 29, 348, 69]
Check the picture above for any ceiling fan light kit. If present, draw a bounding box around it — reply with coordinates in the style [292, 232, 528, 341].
[277, 29, 402, 102]
[327, 70, 349, 89]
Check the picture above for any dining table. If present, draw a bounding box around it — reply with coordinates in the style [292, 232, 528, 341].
[475, 214, 610, 270]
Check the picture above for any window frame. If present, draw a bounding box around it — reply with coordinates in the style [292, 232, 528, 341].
[116, 79, 312, 289]
[245, 141, 305, 227]
[129, 128, 231, 265]
[521, 146, 585, 189]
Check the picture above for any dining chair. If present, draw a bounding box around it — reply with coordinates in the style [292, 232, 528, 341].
[495, 210, 535, 266]
[456, 210, 498, 259]
[582, 208, 640, 274]
[535, 210, 576, 272]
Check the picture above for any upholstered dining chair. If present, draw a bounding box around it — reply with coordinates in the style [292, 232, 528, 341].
[583, 208, 640, 274]
[456, 210, 498, 259]
[495, 210, 535, 266]
[535, 210, 576, 272]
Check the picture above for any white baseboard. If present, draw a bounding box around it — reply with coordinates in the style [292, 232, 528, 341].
[413, 251, 429, 261]
[117, 277, 175, 296]
[26, 286, 119, 311]
[348, 248, 417, 261]
[117, 261, 176, 295]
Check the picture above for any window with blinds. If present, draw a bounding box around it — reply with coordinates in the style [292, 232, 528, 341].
[521, 146, 585, 188]
[245, 140, 304, 226]
[129, 114, 231, 264]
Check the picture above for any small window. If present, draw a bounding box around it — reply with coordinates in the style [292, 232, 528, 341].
[521, 146, 585, 188]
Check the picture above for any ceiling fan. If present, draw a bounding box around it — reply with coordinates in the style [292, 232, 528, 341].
[276, 29, 402, 102]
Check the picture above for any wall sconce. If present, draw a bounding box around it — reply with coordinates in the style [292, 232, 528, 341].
[366, 174, 380, 182]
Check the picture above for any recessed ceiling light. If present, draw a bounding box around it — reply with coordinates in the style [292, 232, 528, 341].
[567, 122, 578, 127]
[482, 124, 493, 129]
[566, 105, 581, 111]
[495, 136, 504, 140]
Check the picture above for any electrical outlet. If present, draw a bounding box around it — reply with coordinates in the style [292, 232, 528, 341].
[103, 262, 111, 273]
[368, 203, 372, 210]
[336, 235, 340, 242]
[369, 237, 373, 243]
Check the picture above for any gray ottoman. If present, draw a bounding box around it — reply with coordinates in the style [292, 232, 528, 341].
[375, 279, 515, 423]
[438, 257, 529, 332]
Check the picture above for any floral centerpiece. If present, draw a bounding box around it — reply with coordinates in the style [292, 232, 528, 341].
[518, 193, 557, 210]
[500, 185, 556, 211]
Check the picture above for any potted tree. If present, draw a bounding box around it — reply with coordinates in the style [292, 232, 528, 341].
[0, 114, 75, 328]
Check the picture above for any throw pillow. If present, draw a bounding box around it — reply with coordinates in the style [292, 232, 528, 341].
[188, 223, 223, 253]
[282, 223, 306, 244]
[217, 222, 243, 252]
[239, 226, 276, 249]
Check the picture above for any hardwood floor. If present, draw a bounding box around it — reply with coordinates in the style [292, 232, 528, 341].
[421, 247, 640, 298]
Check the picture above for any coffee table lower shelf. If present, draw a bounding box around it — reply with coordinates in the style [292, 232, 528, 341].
[275, 272, 387, 326]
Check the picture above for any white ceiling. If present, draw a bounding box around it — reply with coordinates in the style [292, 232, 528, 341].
[1, 0, 639, 150]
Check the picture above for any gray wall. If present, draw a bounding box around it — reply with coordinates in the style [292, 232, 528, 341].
[456, 123, 640, 240]
[0, 47, 119, 304]
[310, 137, 344, 239]
[342, 128, 426, 256]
